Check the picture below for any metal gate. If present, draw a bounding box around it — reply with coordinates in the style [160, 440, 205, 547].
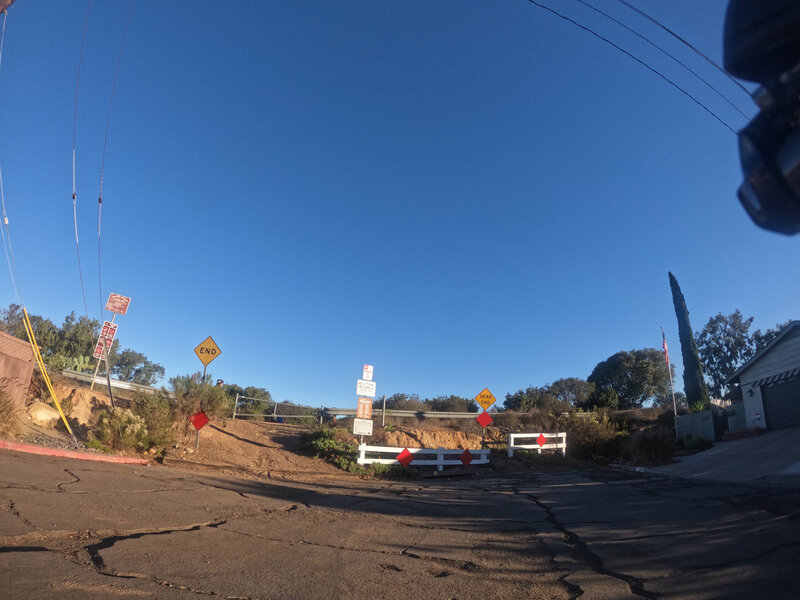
[763, 378, 800, 430]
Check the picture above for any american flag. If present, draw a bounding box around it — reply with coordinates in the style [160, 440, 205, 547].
[661, 327, 670, 365]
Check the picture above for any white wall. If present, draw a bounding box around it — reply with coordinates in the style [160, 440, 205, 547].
[739, 328, 800, 429]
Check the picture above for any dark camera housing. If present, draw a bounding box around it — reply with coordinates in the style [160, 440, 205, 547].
[724, 0, 800, 234]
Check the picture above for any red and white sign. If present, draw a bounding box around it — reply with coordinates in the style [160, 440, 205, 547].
[362, 364, 374, 381]
[356, 397, 373, 420]
[190, 411, 210, 430]
[92, 321, 118, 359]
[105, 293, 131, 315]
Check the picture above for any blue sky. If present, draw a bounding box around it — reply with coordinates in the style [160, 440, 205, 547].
[1, 1, 797, 408]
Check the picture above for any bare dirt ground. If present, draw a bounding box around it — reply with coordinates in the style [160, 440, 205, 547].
[9, 376, 502, 483]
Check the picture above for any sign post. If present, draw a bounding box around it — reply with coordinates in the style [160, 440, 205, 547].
[90, 293, 131, 404]
[353, 365, 375, 443]
[194, 336, 221, 383]
[190, 410, 210, 449]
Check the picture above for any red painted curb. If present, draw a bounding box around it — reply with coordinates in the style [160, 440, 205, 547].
[0, 440, 149, 465]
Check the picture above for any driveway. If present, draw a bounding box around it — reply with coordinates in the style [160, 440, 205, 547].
[647, 425, 800, 486]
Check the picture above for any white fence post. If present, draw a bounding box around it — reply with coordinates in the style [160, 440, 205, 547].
[356, 445, 490, 470]
[507, 433, 567, 458]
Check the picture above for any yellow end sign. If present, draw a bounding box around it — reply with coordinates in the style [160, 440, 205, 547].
[475, 388, 496, 411]
[194, 336, 221, 366]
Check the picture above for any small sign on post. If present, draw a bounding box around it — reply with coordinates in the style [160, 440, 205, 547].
[356, 379, 376, 398]
[353, 418, 373, 437]
[194, 336, 221, 383]
[475, 388, 496, 411]
[356, 397, 373, 420]
[362, 364, 374, 381]
[190, 410, 210, 449]
[105, 293, 131, 315]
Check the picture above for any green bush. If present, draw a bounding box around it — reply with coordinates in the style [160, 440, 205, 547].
[130, 391, 176, 447]
[170, 373, 233, 422]
[562, 412, 626, 461]
[90, 407, 149, 451]
[682, 435, 713, 452]
[625, 427, 676, 466]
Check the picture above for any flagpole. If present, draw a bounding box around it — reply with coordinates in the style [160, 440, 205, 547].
[662, 327, 679, 438]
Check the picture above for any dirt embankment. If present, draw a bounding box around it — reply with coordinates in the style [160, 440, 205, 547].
[11, 375, 493, 480]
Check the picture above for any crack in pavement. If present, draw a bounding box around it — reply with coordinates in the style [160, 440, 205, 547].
[523, 488, 659, 599]
[0, 520, 240, 597]
[56, 468, 82, 491]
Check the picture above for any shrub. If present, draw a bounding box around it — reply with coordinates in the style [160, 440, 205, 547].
[562, 412, 625, 461]
[130, 391, 176, 447]
[90, 407, 149, 451]
[625, 427, 676, 466]
[171, 373, 233, 422]
[682, 435, 713, 452]
[0, 389, 20, 438]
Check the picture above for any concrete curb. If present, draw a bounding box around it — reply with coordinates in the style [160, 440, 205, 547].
[0, 440, 149, 465]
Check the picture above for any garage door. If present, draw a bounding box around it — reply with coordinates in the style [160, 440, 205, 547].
[763, 378, 800, 430]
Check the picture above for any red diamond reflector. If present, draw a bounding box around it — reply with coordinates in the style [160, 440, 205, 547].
[190, 411, 210, 431]
[460, 449, 473, 466]
[397, 448, 413, 467]
[476, 411, 492, 428]
[537, 433, 547, 447]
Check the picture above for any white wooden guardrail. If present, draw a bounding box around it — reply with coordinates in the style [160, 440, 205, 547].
[358, 445, 490, 471]
[508, 432, 567, 457]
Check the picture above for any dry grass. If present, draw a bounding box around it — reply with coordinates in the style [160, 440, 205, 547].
[0, 388, 21, 438]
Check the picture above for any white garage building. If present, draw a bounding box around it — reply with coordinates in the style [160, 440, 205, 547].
[726, 321, 800, 431]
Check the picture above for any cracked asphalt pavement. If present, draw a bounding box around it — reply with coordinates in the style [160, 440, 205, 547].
[1, 451, 799, 599]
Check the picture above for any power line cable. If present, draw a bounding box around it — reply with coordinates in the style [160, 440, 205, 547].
[524, 0, 737, 135]
[577, 0, 749, 119]
[0, 11, 22, 305]
[97, 0, 135, 318]
[72, 0, 92, 319]
[613, 0, 752, 98]
[0, 165, 22, 305]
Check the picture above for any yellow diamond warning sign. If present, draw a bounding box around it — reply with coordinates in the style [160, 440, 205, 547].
[475, 388, 496, 411]
[194, 336, 221, 366]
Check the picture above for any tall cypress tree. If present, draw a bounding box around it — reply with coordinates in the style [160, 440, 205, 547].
[669, 272, 710, 408]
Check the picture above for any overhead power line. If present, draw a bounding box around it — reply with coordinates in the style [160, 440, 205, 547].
[97, 0, 135, 318]
[72, 0, 92, 319]
[524, 0, 737, 135]
[577, 0, 749, 119]
[613, 0, 753, 98]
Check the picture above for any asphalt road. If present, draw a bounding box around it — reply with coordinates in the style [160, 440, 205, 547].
[1, 451, 799, 600]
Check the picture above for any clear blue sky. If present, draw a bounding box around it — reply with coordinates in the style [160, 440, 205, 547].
[1, 1, 796, 408]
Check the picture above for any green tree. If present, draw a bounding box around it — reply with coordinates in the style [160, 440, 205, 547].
[587, 349, 672, 409]
[752, 320, 792, 353]
[696, 312, 791, 397]
[548, 377, 596, 409]
[427, 395, 478, 412]
[669, 272, 710, 409]
[112, 349, 165, 386]
[503, 386, 564, 412]
[379, 393, 427, 411]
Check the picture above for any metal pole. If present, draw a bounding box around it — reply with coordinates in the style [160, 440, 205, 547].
[91, 313, 116, 392]
[195, 429, 200, 450]
[381, 395, 386, 427]
[202, 364, 207, 384]
[232, 393, 239, 419]
[663, 327, 679, 439]
[273, 402, 278, 422]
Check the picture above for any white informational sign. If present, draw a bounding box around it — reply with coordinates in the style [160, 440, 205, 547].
[362, 364, 374, 381]
[356, 379, 377, 398]
[352, 418, 374, 436]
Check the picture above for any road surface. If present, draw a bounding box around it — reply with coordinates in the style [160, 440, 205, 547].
[1, 451, 799, 599]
